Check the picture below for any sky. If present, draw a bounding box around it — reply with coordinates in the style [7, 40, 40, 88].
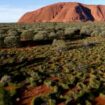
[0, 0, 105, 23]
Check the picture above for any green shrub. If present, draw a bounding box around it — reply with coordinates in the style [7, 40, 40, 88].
[0, 75, 11, 86]
[64, 27, 80, 39]
[33, 31, 48, 41]
[52, 39, 67, 51]
[0, 29, 5, 34]
[0, 27, 9, 34]
[99, 31, 105, 37]
[31, 96, 46, 105]
[21, 30, 34, 41]
[48, 32, 57, 40]
[80, 26, 93, 36]
[44, 79, 52, 86]
[4, 35, 20, 47]
[7, 29, 19, 36]
[31, 96, 56, 105]
[82, 40, 96, 48]
[91, 30, 100, 37]
[0, 87, 12, 105]
[56, 29, 64, 39]
[28, 77, 36, 87]
[0, 34, 5, 48]
[9, 88, 17, 97]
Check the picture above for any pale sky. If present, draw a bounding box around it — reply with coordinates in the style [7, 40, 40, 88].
[0, 0, 104, 22]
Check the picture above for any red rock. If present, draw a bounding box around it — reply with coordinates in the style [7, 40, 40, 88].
[18, 2, 105, 23]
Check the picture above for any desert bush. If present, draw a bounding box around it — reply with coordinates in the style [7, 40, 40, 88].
[0, 75, 11, 85]
[44, 79, 52, 86]
[56, 29, 64, 39]
[7, 29, 19, 36]
[52, 39, 67, 51]
[99, 31, 105, 37]
[0, 34, 5, 48]
[48, 32, 57, 40]
[21, 30, 34, 41]
[0, 87, 12, 105]
[31, 96, 55, 105]
[80, 26, 93, 36]
[0, 29, 5, 34]
[64, 27, 80, 39]
[82, 40, 95, 48]
[91, 30, 100, 37]
[31, 96, 46, 105]
[45, 27, 55, 33]
[33, 31, 48, 41]
[0, 27, 9, 34]
[4, 35, 20, 47]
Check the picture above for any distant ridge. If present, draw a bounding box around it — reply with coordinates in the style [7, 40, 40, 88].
[18, 2, 105, 23]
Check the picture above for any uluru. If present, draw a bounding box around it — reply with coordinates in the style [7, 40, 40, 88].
[19, 2, 105, 23]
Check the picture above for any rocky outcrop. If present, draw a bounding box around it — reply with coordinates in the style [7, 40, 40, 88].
[18, 2, 105, 23]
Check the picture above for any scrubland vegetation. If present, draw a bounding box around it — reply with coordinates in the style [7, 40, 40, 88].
[1, 22, 105, 105]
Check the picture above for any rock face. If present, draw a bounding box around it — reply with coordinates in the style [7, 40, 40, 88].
[18, 2, 105, 23]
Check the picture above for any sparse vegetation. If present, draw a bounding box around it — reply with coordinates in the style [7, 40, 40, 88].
[0, 22, 105, 105]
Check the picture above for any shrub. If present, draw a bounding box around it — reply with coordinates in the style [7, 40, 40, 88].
[21, 30, 34, 41]
[52, 39, 67, 51]
[4, 35, 20, 47]
[80, 26, 93, 36]
[28, 77, 36, 87]
[45, 27, 55, 33]
[0, 87, 12, 105]
[56, 29, 64, 39]
[0, 75, 11, 85]
[64, 27, 80, 39]
[31, 96, 46, 105]
[44, 79, 52, 86]
[0, 29, 5, 34]
[33, 31, 48, 41]
[83, 40, 97, 48]
[48, 32, 57, 40]
[91, 30, 100, 37]
[99, 31, 105, 37]
[0, 34, 5, 48]
[0, 27, 9, 34]
[31, 96, 56, 105]
[7, 29, 19, 36]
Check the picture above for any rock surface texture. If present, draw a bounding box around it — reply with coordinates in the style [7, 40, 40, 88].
[18, 2, 105, 23]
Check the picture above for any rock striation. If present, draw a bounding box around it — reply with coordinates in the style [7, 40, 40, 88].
[18, 2, 105, 23]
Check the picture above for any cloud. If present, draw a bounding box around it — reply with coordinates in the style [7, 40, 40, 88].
[0, 5, 41, 23]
